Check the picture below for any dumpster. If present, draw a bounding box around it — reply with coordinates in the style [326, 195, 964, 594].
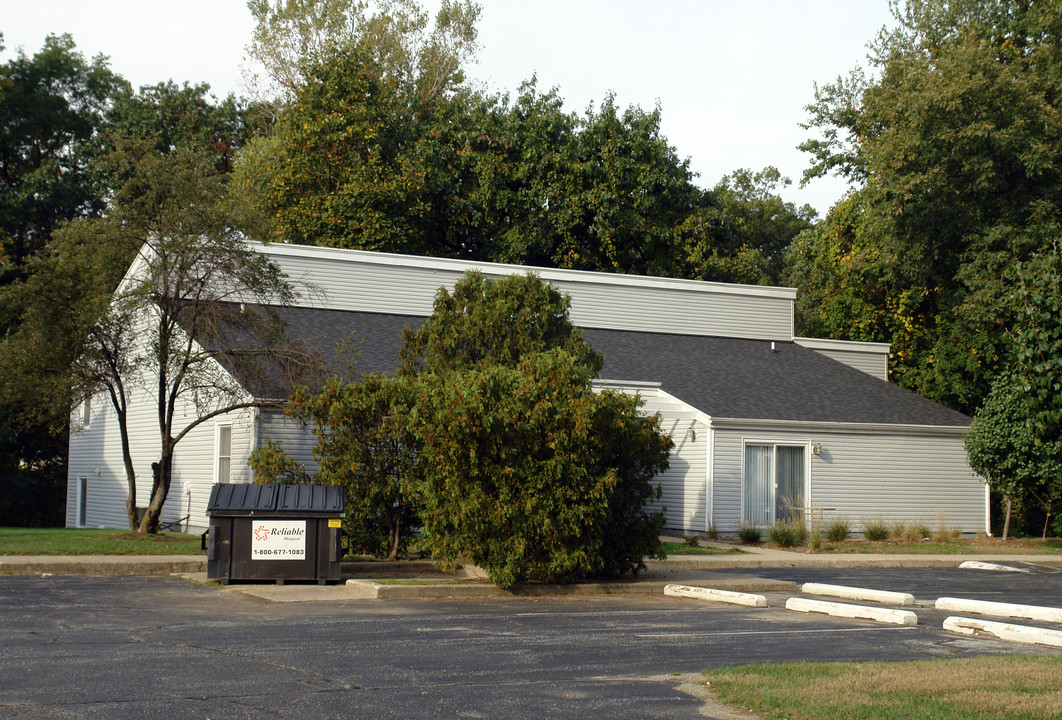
[206, 483, 344, 584]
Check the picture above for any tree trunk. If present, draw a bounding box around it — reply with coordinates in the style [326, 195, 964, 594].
[138, 447, 173, 534]
[122, 441, 138, 532]
[1002, 496, 1011, 541]
[389, 517, 401, 561]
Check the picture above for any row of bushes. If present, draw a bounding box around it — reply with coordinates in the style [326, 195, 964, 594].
[859, 517, 961, 544]
[734, 516, 962, 548]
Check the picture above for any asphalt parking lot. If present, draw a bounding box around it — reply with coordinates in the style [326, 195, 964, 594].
[2, 565, 1060, 719]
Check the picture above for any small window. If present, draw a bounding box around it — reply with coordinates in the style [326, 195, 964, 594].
[82, 396, 91, 429]
[77, 477, 88, 527]
[216, 425, 232, 483]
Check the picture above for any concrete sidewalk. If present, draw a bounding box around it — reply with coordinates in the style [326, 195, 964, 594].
[4, 547, 1061, 576]
[654, 543, 1062, 570]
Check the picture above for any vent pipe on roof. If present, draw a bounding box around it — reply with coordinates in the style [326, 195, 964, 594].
[771, 341, 776, 352]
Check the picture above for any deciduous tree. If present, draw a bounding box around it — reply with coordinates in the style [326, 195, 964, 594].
[4, 140, 321, 532]
[794, 0, 1062, 412]
[106, 80, 256, 172]
[246, 0, 480, 104]
[0, 34, 123, 283]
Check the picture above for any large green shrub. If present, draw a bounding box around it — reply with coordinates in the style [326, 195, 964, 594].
[409, 349, 670, 587]
[402, 271, 671, 587]
[287, 374, 420, 560]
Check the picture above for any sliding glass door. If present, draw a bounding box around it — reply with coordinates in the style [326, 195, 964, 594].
[744, 444, 806, 525]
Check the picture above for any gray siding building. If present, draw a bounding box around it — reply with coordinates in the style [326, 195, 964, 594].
[67, 243, 987, 535]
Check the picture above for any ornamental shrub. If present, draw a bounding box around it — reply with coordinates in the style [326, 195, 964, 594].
[825, 517, 850, 543]
[408, 350, 670, 587]
[401, 272, 671, 588]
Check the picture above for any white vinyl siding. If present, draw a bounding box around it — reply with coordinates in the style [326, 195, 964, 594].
[794, 337, 891, 381]
[262, 243, 797, 341]
[255, 410, 320, 480]
[711, 422, 985, 534]
[597, 383, 709, 532]
[66, 379, 256, 533]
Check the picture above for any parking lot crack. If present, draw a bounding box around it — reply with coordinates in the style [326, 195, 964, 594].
[143, 639, 358, 691]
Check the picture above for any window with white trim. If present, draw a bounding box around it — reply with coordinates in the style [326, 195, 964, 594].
[77, 476, 88, 527]
[216, 424, 232, 484]
[743, 443, 807, 525]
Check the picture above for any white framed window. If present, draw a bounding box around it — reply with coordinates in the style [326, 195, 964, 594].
[742, 441, 810, 526]
[214, 424, 233, 484]
[82, 396, 91, 429]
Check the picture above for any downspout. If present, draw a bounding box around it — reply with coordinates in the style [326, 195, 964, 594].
[249, 407, 260, 484]
[705, 416, 714, 532]
[985, 481, 992, 537]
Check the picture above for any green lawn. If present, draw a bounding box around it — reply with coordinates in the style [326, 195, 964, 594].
[0, 527, 203, 555]
[706, 656, 1062, 720]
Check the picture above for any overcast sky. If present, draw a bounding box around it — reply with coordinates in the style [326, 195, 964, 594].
[3, 0, 895, 215]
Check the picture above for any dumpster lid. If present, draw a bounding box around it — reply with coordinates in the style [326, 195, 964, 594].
[277, 484, 344, 515]
[207, 483, 344, 517]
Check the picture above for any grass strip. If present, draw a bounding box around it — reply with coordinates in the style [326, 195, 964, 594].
[0, 527, 203, 556]
[706, 655, 1062, 720]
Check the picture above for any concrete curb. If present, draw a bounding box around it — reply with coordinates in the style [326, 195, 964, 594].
[651, 555, 1062, 570]
[0, 555, 207, 576]
[663, 584, 768, 607]
[341, 575, 793, 601]
[801, 582, 915, 606]
[943, 616, 1062, 648]
[3, 552, 1061, 580]
[347, 579, 687, 599]
[935, 597, 1062, 623]
[785, 597, 918, 626]
[167, 572, 794, 602]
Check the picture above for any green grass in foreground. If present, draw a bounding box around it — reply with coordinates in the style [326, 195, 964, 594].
[706, 656, 1062, 720]
[0, 527, 203, 555]
[659, 541, 745, 556]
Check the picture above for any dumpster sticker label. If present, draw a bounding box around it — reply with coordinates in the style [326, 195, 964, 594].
[251, 520, 306, 560]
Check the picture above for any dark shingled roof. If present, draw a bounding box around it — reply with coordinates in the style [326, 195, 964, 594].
[582, 328, 970, 426]
[239, 306, 969, 427]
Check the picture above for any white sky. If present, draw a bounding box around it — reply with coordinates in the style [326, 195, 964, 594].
[2, 0, 894, 215]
